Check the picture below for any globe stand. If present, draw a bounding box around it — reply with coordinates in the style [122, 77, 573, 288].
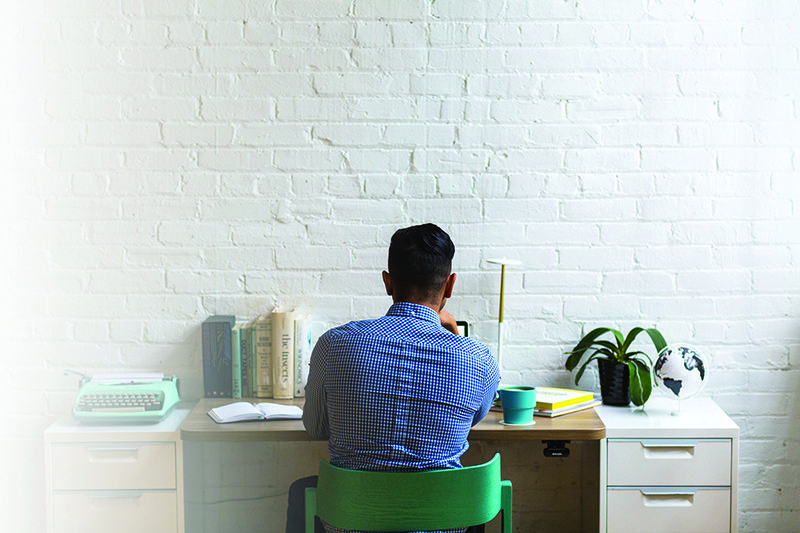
[670, 398, 682, 417]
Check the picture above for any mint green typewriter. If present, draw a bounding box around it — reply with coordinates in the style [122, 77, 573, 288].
[72, 374, 181, 424]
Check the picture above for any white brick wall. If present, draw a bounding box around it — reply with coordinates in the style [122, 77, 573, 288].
[2, 0, 799, 531]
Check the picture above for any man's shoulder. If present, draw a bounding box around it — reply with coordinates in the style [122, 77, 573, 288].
[454, 336, 496, 367]
[322, 316, 496, 366]
[321, 317, 386, 339]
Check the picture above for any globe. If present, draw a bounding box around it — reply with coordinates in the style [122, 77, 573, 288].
[654, 344, 707, 400]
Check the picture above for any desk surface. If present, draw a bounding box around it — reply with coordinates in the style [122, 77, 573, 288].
[180, 398, 606, 442]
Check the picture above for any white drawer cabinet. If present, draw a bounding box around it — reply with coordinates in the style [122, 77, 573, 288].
[44, 406, 190, 533]
[597, 398, 738, 533]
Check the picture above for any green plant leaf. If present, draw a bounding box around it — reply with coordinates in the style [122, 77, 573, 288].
[644, 328, 668, 353]
[593, 340, 621, 354]
[620, 327, 667, 362]
[610, 328, 625, 347]
[594, 347, 615, 358]
[627, 358, 653, 407]
[564, 327, 618, 371]
[565, 325, 666, 403]
[625, 350, 654, 365]
[620, 327, 647, 354]
[574, 352, 603, 385]
[572, 347, 616, 386]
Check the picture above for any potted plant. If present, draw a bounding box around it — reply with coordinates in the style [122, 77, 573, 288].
[564, 327, 667, 407]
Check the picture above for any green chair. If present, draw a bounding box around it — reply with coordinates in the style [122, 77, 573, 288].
[305, 453, 512, 533]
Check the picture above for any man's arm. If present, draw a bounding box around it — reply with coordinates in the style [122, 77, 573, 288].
[439, 308, 460, 335]
[302, 331, 331, 439]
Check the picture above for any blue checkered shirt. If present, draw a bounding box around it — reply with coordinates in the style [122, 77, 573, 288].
[302, 303, 500, 533]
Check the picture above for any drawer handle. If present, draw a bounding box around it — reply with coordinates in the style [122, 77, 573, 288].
[87, 491, 146, 509]
[640, 488, 698, 496]
[640, 439, 698, 448]
[640, 441, 696, 459]
[86, 446, 141, 463]
[86, 446, 142, 452]
[88, 491, 145, 500]
[640, 489, 696, 507]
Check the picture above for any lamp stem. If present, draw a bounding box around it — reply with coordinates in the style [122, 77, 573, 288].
[497, 264, 506, 369]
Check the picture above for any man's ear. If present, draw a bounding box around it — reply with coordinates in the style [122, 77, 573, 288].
[443, 273, 456, 299]
[382, 270, 393, 296]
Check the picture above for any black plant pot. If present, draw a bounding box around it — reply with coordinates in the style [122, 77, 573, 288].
[598, 359, 630, 406]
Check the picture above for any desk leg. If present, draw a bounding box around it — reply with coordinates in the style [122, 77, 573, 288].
[597, 438, 607, 533]
[177, 438, 185, 533]
[578, 439, 601, 533]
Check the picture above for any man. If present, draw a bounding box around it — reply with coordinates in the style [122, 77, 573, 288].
[287, 223, 500, 533]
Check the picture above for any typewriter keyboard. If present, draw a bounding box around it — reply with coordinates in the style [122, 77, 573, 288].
[76, 391, 165, 412]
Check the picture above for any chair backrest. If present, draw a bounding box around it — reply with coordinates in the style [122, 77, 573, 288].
[305, 453, 512, 532]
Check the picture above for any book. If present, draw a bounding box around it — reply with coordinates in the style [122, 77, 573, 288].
[293, 316, 312, 398]
[238, 321, 249, 397]
[246, 319, 259, 397]
[254, 315, 272, 398]
[201, 315, 236, 398]
[207, 401, 303, 424]
[271, 310, 296, 399]
[231, 323, 243, 399]
[198, 309, 313, 400]
[535, 387, 594, 411]
[534, 399, 601, 418]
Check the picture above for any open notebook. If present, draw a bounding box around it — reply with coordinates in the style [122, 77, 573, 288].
[207, 401, 303, 424]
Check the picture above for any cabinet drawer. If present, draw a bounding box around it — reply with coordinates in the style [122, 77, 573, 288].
[53, 491, 177, 533]
[607, 439, 731, 486]
[50, 443, 176, 490]
[607, 487, 730, 533]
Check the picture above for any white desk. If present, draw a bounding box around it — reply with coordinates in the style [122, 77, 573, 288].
[43, 397, 738, 533]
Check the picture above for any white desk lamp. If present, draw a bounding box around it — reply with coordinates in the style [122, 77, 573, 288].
[486, 258, 521, 370]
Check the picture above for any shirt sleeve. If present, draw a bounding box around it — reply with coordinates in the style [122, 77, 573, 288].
[472, 347, 501, 426]
[302, 330, 331, 439]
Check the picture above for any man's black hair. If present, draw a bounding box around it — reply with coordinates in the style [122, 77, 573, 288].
[388, 223, 455, 302]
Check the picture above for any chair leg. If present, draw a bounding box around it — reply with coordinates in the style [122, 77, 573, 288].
[501, 480, 513, 533]
[304, 487, 317, 533]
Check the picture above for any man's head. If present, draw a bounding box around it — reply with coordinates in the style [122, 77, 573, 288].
[383, 223, 456, 307]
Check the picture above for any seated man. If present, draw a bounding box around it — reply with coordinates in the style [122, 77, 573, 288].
[287, 223, 501, 533]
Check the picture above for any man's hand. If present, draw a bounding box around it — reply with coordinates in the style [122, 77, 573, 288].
[439, 309, 460, 335]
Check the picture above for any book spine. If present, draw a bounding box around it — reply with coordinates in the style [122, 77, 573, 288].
[249, 322, 258, 397]
[293, 317, 312, 398]
[231, 324, 242, 399]
[239, 322, 251, 397]
[219, 320, 234, 398]
[255, 316, 272, 398]
[202, 315, 235, 398]
[202, 321, 213, 397]
[271, 311, 295, 399]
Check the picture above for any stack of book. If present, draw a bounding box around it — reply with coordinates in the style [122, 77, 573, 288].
[534, 387, 600, 417]
[202, 311, 315, 400]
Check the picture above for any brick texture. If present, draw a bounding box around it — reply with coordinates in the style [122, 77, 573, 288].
[1, 0, 799, 531]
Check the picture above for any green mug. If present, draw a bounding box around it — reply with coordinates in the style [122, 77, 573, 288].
[498, 386, 536, 425]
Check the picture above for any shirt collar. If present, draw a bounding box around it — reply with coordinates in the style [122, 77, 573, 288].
[386, 302, 441, 324]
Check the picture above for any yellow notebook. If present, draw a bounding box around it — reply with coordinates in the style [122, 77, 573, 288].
[535, 387, 594, 411]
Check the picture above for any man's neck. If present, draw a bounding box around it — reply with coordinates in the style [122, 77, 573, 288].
[392, 298, 442, 314]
